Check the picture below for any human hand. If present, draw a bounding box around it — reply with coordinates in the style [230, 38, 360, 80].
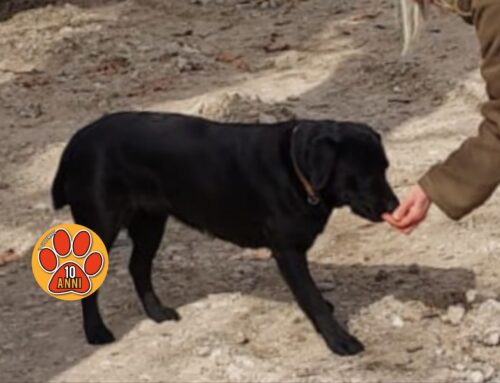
[382, 184, 431, 234]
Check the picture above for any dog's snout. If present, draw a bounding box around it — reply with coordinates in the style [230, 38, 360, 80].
[385, 198, 399, 214]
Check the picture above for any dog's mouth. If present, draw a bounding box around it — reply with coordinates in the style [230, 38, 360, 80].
[350, 202, 385, 223]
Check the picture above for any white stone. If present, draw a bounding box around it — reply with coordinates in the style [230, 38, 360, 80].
[483, 365, 495, 381]
[469, 370, 485, 383]
[195, 346, 212, 357]
[466, 289, 478, 304]
[482, 328, 500, 347]
[442, 305, 465, 326]
[258, 113, 278, 124]
[391, 315, 404, 328]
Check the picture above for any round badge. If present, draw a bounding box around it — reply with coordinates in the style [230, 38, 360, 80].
[32, 224, 109, 301]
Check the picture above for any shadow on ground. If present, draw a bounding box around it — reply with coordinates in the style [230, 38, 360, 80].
[0, 226, 475, 382]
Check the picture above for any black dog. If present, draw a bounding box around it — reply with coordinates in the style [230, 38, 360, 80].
[52, 112, 398, 356]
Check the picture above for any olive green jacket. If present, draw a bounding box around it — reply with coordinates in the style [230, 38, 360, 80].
[419, 0, 500, 220]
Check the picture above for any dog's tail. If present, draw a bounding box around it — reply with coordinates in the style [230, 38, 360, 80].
[52, 144, 71, 210]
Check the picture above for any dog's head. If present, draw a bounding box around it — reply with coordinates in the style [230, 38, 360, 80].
[291, 120, 399, 222]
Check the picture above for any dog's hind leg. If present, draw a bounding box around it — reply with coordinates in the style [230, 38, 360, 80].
[127, 211, 180, 323]
[71, 204, 122, 345]
[273, 250, 364, 356]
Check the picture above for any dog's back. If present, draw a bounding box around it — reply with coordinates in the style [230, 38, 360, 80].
[53, 112, 297, 248]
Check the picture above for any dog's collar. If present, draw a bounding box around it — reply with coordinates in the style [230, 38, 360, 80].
[290, 125, 321, 206]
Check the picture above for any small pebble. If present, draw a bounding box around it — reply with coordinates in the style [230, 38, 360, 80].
[466, 290, 478, 304]
[482, 328, 500, 347]
[469, 370, 485, 383]
[235, 332, 250, 345]
[32, 202, 49, 211]
[483, 365, 495, 381]
[442, 305, 465, 326]
[195, 346, 212, 357]
[258, 113, 278, 124]
[139, 373, 152, 382]
[406, 344, 423, 353]
[391, 315, 404, 328]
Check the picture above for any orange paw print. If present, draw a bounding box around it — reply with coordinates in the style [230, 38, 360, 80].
[38, 228, 104, 296]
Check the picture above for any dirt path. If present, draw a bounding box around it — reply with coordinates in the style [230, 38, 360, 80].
[1, 1, 500, 382]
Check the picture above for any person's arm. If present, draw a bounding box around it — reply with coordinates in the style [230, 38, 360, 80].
[385, 0, 500, 232]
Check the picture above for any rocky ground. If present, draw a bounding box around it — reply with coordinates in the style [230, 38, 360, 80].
[0, 0, 500, 382]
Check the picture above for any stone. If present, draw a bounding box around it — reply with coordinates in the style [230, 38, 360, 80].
[483, 365, 495, 381]
[455, 364, 466, 372]
[481, 328, 500, 347]
[195, 346, 212, 357]
[32, 202, 49, 211]
[442, 305, 465, 326]
[469, 370, 485, 383]
[467, 290, 478, 304]
[391, 315, 404, 328]
[235, 332, 250, 345]
[258, 113, 278, 124]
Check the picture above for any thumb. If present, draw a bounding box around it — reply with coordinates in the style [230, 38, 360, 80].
[393, 197, 413, 221]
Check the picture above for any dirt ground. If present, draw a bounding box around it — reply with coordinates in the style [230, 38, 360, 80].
[1, 0, 500, 382]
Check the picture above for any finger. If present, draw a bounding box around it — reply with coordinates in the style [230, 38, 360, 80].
[390, 220, 417, 231]
[382, 213, 399, 226]
[402, 220, 422, 235]
[383, 213, 411, 229]
[386, 212, 418, 230]
[394, 206, 424, 229]
[393, 199, 413, 221]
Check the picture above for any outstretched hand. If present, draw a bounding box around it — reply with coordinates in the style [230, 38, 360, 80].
[383, 184, 431, 234]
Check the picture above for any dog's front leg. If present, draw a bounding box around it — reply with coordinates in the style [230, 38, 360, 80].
[273, 250, 364, 356]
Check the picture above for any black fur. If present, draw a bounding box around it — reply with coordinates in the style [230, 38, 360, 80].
[52, 112, 398, 356]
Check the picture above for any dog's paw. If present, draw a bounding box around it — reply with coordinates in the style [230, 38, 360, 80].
[38, 228, 104, 296]
[85, 325, 116, 345]
[327, 332, 365, 356]
[143, 293, 181, 323]
[148, 306, 181, 323]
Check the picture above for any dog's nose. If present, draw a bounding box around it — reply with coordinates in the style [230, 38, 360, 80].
[385, 198, 399, 214]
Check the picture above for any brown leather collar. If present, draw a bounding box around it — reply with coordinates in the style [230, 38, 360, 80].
[290, 125, 321, 206]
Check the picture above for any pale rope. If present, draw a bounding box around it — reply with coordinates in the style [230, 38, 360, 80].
[400, 0, 425, 55]
[399, 0, 473, 55]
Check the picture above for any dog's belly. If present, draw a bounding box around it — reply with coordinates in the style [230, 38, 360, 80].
[134, 190, 269, 249]
[171, 207, 269, 249]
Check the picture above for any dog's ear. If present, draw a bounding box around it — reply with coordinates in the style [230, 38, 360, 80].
[291, 121, 340, 192]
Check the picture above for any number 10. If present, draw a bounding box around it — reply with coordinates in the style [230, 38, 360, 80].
[65, 265, 76, 279]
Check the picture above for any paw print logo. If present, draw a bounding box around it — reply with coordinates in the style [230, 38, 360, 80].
[32, 224, 109, 301]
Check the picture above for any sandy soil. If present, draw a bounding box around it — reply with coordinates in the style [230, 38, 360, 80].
[1, 1, 500, 382]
